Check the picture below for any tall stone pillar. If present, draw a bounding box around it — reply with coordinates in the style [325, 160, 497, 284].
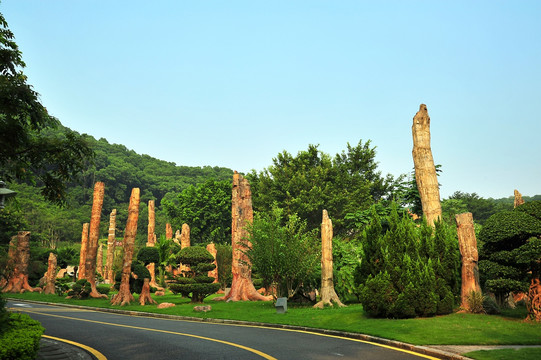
[314, 210, 345, 308]
[216, 171, 271, 301]
[456, 212, 481, 310]
[78, 223, 89, 280]
[412, 104, 442, 227]
[105, 209, 117, 284]
[85, 182, 107, 298]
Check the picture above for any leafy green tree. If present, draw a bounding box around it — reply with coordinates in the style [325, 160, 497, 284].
[249, 140, 396, 235]
[169, 246, 220, 302]
[163, 179, 231, 245]
[215, 243, 232, 290]
[154, 235, 180, 287]
[244, 207, 320, 299]
[479, 201, 541, 309]
[0, 11, 93, 204]
[448, 191, 511, 225]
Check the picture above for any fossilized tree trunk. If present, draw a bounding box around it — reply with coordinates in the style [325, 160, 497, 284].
[139, 278, 157, 306]
[166, 223, 173, 240]
[514, 189, 525, 208]
[78, 223, 89, 280]
[43, 252, 58, 295]
[2, 232, 40, 293]
[174, 230, 181, 245]
[111, 188, 140, 306]
[97, 243, 104, 277]
[206, 243, 219, 284]
[456, 212, 481, 310]
[85, 182, 108, 298]
[146, 200, 160, 287]
[217, 172, 271, 302]
[314, 210, 345, 308]
[104, 209, 117, 284]
[412, 104, 442, 227]
[527, 277, 541, 322]
[179, 223, 191, 275]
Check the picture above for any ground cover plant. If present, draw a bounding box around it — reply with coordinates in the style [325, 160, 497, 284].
[6, 292, 541, 348]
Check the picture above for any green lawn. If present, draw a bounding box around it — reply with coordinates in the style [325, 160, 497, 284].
[465, 348, 541, 360]
[7, 291, 541, 349]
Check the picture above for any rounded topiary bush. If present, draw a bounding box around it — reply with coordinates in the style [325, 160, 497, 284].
[67, 279, 92, 299]
[170, 246, 220, 302]
[480, 211, 541, 249]
[137, 247, 160, 265]
[515, 200, 541, 221]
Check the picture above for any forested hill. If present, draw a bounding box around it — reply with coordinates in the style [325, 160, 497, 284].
[6, 126, 233, 246]
[72, 134, 233, 209]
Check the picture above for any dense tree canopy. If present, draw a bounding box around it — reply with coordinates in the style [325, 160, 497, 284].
[248, 140, 397, 234]
[0, 11, 93, 204]
[163, 179, 232, 245]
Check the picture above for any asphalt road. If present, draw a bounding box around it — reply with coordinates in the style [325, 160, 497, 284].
[8, 300, 437, 360]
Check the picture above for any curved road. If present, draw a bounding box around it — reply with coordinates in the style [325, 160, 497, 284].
[8, 300, 438, 360]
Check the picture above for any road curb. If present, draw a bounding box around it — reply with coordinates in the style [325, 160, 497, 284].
[8, 298, 471, 360]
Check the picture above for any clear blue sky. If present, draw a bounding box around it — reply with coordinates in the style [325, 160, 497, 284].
[2, 1, 540, 199]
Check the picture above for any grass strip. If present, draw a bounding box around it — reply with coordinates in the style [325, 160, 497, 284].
[6, 292, 541, 346]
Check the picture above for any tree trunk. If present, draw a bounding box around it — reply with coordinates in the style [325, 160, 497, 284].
[139, 278, 157, 306]
[43, 252, 58, 295]
[85, 182, 108, 298]
[166, 223, 173, 240]
[146, 200, 161, 288]
[314, 210, 345, 308]
[527, 276, 541, 322]
[2, 232, 40, 293]
[206, 243, 219, 284]
[111, 188, 140, 306]
[179, 223, 191, 275]
[104, 209, 117, 284]
[514, 189, 525, 208]
[97, 243, 104, 277]
[412, 104, 442, 227]
[216, 172, 271, 302]
[78, 223, 89, 280]
[455, 212, 481, 310]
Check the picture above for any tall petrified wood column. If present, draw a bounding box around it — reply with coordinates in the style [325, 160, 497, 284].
[456, 212, 481, 310]
[166, 223, 173, 240]
[314, 210, 345, 308]
[528, 278, 541, 322]
[85, 182, 107, 298]
[43, 252, 58, 295]
[217, 172, 271, 301]
[412, 104, 442, 227]
[206, 243, 219, 284]
[1, 231, 40, 293]
[146, 200, 159, 287]
[97, 243, 104, 277]
[104, 209, 117, 284]
[514, 189, 525, 208]
[111, 188, 140, 306]
[179, 223, 191, 274]
[78, 223, 89, 280]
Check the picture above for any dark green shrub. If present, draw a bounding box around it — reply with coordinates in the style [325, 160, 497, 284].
[360, 272, 397, 318]
[114, 263, 150, 294]
[0, 294, 8, 334]
[358, 204, 460, 318]
[67, 279, 92, 299]
[55, 277, 74, 296]
[96, 285, 111, 295]
[216, 243, 232, 289]
[483, 295, 501, 315]
[0, 313, 44, 360]
[137, 247, 160, 265]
